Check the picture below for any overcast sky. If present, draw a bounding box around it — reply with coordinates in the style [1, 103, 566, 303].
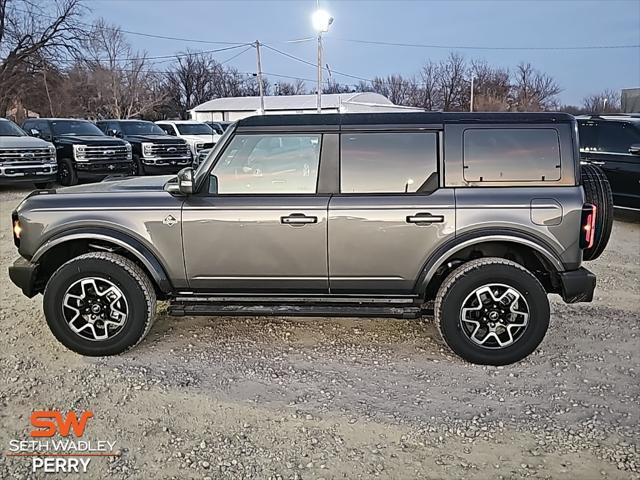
[90, 0, 640, 106]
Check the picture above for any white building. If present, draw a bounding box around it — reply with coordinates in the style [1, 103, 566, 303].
[189, 92, 420, 122]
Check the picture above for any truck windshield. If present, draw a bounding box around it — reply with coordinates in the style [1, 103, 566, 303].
[0, 120, 26, 137]
[121, 121, 165, 136]
[176, 123, 213, 135]
[51, 120, 105, 136]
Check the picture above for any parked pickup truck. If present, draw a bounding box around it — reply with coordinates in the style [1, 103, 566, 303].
[96, 120, 192, 176]
[22, 118, 133, 186]
[9, 112, 613, 365]
[0, 118, 57, 188]
[155, 120, 217, 157]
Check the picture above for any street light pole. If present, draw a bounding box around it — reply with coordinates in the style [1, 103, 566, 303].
[317, 33, 322, 113]
[255, 40, 265, 115]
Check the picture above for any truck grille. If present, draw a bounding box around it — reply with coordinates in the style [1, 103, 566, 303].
[0, 147, 55, 165]
[84, 145, 129, 161]
[150, 143, 190, 157]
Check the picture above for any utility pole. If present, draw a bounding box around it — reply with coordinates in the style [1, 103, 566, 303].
[255, 40, 265, 115]
[470, 76, 474, 112]
[317, 33, 322, 113]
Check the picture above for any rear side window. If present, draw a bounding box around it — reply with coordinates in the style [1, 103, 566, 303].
[463, 128, 561, 182]
[340, 132, 438, 193]
[597, 122, 640, 153]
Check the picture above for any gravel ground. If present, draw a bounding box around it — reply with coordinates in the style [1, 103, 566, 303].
[0, 185, 638, 480]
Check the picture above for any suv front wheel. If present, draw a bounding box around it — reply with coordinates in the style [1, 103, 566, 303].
[434, 258, 550, 366]
[43, 252, 157, 356]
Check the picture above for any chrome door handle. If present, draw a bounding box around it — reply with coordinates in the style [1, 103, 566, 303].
[281, 214, 318, 225]
[407, 213, 444, 224]
[590, 161, 605, 165]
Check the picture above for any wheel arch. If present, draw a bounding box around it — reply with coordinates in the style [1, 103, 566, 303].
[32, 229, 173, 297]
[418, 232, 565, 300]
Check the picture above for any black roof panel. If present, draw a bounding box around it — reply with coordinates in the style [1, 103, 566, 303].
[236, 111, 575, 128]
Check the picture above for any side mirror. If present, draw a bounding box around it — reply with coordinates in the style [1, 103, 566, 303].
[30, 128, 41, 138]
[177, 167, 194, 195]
[629, 143, 640, 155]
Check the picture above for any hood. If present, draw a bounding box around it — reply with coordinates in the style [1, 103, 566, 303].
[123, 134, 187, 144]
[57, 174, 173, 194]
[0, 135, 53, 149]
[55, 135, 129, 146]
[179, 134, 218, 144]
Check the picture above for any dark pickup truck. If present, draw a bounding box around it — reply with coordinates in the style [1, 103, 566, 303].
[22, 118, 133, 186]
[96, 120, 192, 176]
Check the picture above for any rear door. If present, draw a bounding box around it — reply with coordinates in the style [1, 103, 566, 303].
[328, 130, 455, 294]
[579, 120, 640, 208]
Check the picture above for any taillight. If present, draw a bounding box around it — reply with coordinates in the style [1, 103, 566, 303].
[580, 204, 597, 249]
[12, 211, 21, 248]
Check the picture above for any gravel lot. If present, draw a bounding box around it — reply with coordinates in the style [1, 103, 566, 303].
[0, 185, 638, 480]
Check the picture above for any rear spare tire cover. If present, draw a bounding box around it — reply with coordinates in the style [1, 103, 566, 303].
[581, 163, 613, 261]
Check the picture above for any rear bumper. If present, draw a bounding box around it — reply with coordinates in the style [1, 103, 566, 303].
[8, 257, 39, 298]
[557, 267, 596, 303]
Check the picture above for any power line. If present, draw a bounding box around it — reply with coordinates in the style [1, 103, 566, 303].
[333, 37, 640, 51]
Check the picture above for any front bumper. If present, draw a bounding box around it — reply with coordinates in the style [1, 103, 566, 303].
[557, 267, 596, 303]
[8, 257, 39, 298]
[75, 160, 133, 177]
[141, 156, 192, 173]
[0, 163, 57, 184]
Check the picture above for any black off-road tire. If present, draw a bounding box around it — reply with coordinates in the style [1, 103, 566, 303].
[133, 155, 146, 176]
[581, 163, 613, 261]
[434, 258, 550, 366]
[57, 157, 78, 186]
[43, 252, 156, 356]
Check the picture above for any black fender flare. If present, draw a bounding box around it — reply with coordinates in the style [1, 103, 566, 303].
[415, 228, 566, 295]
[31, 227, 174, 293]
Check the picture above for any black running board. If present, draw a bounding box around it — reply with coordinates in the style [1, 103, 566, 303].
[168, 299, 424, 319]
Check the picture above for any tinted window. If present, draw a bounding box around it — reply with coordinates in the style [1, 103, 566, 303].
[212, 134, 321, 194]
[463, 128, 561, 182]
[0, 119, 26, 136]
[598, 122, 640, 153]
[120, 121, 165, 136]
[51, 120, 104, 136]
[578, 121, 598, 151]
[157, 124, 176, 136]
[176, 123, 213, 135]
[340, 132, 438, 193]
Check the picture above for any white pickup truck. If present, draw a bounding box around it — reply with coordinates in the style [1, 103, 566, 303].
[155, 120, 219, 157]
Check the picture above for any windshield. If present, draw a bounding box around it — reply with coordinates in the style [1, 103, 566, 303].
[176, 123, 213, 136]
[194, 122, 236, 187]
[51, 120, 105, 136]
[121, 121, 165, 136]
[0, 120, 26, 137]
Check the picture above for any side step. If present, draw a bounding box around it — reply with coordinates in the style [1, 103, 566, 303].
[168, 297, 425, 319]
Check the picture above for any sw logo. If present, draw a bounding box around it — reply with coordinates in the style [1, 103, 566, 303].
[30, 410, 94, 437]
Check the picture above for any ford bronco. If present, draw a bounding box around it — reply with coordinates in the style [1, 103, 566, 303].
[8, 112, 613, 365]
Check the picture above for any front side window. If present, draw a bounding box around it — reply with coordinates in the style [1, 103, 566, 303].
[597, 122, 640, 154]
[158, 124, 176, 136]
[51, 120, 104, 136]
[340, 132, 438, 193]
[211, 134, 321, 194]
[463, 128, 561, 182]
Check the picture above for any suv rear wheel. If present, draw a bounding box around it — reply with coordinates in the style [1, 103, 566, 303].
[43, 252, 156, 356]
[434, 258, 549, 365]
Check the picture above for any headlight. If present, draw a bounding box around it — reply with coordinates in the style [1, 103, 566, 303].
[196, 143, 205, 150]
[125, 142, 132, 160]
[141, 142, 153, 157]
[73, 144, 87, 161]
[47, 145, 57, 163]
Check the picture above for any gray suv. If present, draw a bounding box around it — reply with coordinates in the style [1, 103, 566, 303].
[8, 113, 612, 365]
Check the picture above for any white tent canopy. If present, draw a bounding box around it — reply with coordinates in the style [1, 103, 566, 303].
[190, 92, 420, 122]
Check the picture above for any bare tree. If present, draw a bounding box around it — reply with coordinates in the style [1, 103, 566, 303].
[510, 62, 561, 111]
[582, 89, 621, 113]
[274, 79, 306, 95]
[470, 60, 510, 111]
[438, 53, 469, 111]
[0, 0, 84, 117]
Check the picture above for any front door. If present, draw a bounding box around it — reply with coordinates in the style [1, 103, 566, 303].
[328, 131, 455, 293]
[182, 132, 329, 292]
